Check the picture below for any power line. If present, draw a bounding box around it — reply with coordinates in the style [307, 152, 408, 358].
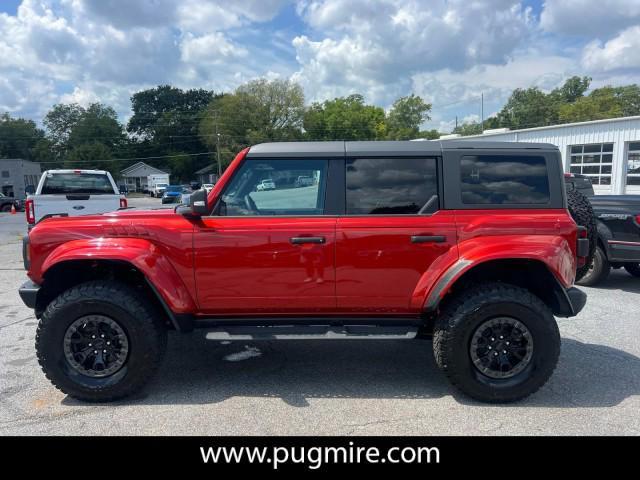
[32, 151, 217, 165]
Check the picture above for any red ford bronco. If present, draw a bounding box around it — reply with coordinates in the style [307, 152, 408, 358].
[19, 141, 588, 403]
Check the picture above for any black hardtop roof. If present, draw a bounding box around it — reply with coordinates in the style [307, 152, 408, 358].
[247, 140, 558, 158]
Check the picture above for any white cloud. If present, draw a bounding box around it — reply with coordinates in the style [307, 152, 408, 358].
[292, 0, 534, 105]
[411, 53, 577, 132]
[541, 0, 640, 36]
[72, 0, 177, 29]
[0, 0, 289, 120]
[582, 26, 640, 72]
[1, 0, 640, 131]
[181, 32, 248, 64]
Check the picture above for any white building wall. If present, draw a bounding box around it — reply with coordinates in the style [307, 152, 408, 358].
[459, 116, 640, 195]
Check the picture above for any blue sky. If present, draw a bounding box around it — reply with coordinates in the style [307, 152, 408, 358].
[1, 0, 639, 132]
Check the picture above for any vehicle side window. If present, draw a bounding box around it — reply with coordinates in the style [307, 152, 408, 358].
[460, 155, 550, 205]
[219, 158, 328, 216]
[346, 158, 438, 215]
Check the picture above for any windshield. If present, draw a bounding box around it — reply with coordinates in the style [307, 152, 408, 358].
[157, 183, 168, 188]
[165, 185, 182, 193]
[41, 173, 115, 195]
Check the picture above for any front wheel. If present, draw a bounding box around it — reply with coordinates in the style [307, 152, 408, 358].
[433, 283, 560, 403]
[36, 281, 167, 402]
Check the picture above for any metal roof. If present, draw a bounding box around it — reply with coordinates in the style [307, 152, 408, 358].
[246, 140, 558, 157]
[457, 115, 640, 139]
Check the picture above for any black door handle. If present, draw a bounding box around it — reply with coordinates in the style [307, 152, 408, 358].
[411, 235, 446, 243]
[290, 236, 326, 245]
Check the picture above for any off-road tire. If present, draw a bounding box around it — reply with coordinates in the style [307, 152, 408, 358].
[576, 245, 610, 286]
[567, 189, 597, 282]
[624, 263, 640, 278]
[36, 281, 167, 402]
[1, 204, 12, 212]
[433, 283, 560, 403]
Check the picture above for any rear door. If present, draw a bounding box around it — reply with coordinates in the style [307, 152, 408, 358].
[34, 171, 121, 221]
[335, 155, 458, 313]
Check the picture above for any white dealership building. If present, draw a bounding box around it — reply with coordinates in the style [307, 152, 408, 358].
[449, 115, 640, 195]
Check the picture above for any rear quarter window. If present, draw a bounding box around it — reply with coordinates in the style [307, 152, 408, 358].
[41, 173, 115, 195]
[460, 155, 550, 205]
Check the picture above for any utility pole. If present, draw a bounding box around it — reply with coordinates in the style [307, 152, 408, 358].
[455, 116, 458, 130]
[214, 111, 221, 178]
[216, 133, 221, 178]
[481, 92, 484, 133]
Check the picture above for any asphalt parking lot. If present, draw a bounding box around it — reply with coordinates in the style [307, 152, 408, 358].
[1, 197, 639, 435]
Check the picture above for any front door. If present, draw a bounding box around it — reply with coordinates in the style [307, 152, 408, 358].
[194, 157, 336, 315]
[336, 156, 457, 314]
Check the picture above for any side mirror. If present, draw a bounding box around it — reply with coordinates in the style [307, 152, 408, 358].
[189, 188, 210, 216]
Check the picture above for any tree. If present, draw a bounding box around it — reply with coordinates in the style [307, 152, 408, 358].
[415, 129, 440, 140]
[303, 94, 386, 141]
[42, 103, 127, 175]
[200, 79, 305, 168]
[611, 85, 640, 117]
[125, 85, 220, 179]
[43, 103, 85, 161]
[385, 94, 431, 140]
[558, 87, 624, 123]
[551, 76, 591, 103]
[64, 142, 114, 171]
[453, 121, 483, 136]
[0, 113, 49, 161]
[495, 87, 558, 129]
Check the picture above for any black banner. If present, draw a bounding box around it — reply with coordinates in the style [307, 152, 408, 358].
[1, 436, 636, 472]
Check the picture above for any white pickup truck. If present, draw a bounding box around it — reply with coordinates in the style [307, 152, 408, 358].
[26, 169, 127, 226]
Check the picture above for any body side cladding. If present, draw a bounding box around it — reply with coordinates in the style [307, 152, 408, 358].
[39, 238, 197, 328]
[422, 256, 581, 318]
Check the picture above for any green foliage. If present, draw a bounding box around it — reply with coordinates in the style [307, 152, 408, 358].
[303, 94, 386, 141]
[551, 76, 591, 103]
[415, 129, 440, 140]
[385, 94, 432, 140]
[200, 79, 305, 167]
[454, 76, 640, 136]
[453, 122, 483, 136]
[126, 85, 219, 181]
[0, 113, 47, 161]
[43, 103, 126, 173]
[495, 87, 558, 129]
[63, 142, 113, 171]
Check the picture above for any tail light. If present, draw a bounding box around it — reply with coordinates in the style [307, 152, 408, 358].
[635, 214, 640, 225]
[576, 226, 589, 267]
[25, 199, 35, 224]
[119, 197, 128, 209]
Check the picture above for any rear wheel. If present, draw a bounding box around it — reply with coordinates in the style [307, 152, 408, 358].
[576, 245, 610, 286]
[567, 189, 597, 282]
[624, 263, 640, 277]
[1, 204, 11, 212]
[36, 281, 167, 402]
[433, 283, 560, 403]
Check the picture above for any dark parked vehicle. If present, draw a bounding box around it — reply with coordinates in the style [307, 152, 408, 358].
[161, 185, 185, 204]
[564, 173, 595, 197]
[579, 195, 640, 285]
[19, 141, 588, 403]
[563, 174, 640, 285]
[0, 192, 21, 212]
